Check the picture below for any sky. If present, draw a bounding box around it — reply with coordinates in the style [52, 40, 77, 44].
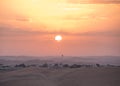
[0, 0, 120, 56]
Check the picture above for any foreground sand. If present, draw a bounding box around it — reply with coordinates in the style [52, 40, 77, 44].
[0, 67, 120, 86]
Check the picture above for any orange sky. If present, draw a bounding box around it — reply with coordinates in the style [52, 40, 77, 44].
[0, 0, 120, 56]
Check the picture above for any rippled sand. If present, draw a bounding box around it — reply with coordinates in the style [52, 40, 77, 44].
[0, 67, 120, 86]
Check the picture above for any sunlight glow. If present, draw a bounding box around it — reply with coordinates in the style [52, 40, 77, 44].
[55, 35, 62, 41]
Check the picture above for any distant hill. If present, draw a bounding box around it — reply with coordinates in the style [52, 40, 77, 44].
[0, 56, 120, 65]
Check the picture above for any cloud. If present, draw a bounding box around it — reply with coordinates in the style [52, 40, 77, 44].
[14, 15, 32, 22]
[74, 30, 120, 37]
[15, 17, 30, 22]
[0, 24, 120, 37]
[64, 15, 108, 21]
[67, 0, 120, 4]
[0, 11, 31, 22]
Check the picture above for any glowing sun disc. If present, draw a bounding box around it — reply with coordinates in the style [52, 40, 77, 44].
[55, 35, 62, 41]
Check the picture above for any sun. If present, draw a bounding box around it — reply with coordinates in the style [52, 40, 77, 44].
[55, 35, 62, 41]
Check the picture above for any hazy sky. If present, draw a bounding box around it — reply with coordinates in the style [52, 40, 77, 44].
[0, 0, 120, 56]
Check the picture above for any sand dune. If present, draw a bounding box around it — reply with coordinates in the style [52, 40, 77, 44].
[0, 67, 120, 86]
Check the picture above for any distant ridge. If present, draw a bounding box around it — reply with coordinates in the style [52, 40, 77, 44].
[0, 56, 120, 65]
